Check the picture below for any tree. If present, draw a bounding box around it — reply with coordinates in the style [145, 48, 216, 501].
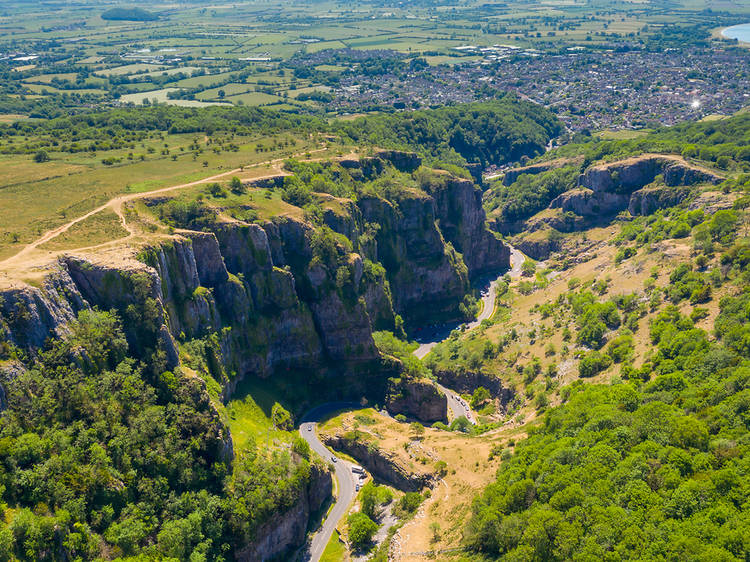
[578, 350, 612, 377]
[230, 176, 243, 194]
[410, 422, 425, 440]
[360, 482, 378, 519]
[470, 387, 490, 409]
[347, 512, 377, 549]
[271, 402, 293, 430]
[521, 260, 537, 277]
[450, 416, 472, 433]
[34, 150, 49, 163]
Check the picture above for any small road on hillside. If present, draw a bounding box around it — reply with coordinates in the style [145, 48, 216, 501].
[413, 246, 526, 424]
[298, 403, 361, 562]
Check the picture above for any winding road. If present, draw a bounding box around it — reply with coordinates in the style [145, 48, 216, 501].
[299, 403, 361, 562]
[298, 247, 528, 561]
[413, 246, 526, 424]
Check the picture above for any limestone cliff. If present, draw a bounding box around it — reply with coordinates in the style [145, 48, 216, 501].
[385, 376, 447, 423]
[322, 433, 434, 492]
[235, 460, 332, 562]
[422, 176, 510, 276]
[579, 154, 722, 194]
[500, 153, 724, 259]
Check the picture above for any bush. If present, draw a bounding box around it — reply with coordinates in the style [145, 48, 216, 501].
[579, 350, 612, 377]
[33, 150, 49, 163]
[347, 512, 378, 548]
[271, 402, 293, 430]
[398, 492, 423, 515]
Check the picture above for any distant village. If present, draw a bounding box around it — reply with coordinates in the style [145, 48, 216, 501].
[330, 45, 750, 133]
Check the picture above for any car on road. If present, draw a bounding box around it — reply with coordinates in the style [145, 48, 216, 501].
[331, 457, 337, 463]
[355, 484, 360, 491]
[307, 424, 313, 431]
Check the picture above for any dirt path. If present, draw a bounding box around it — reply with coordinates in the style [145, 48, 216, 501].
[0, 147, 330, 280]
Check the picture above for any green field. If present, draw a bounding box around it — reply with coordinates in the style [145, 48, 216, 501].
[0, 0, 740, 115]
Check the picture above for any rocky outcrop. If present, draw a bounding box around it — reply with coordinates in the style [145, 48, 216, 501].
[385, 376, 447, 423]
[580, 154, 722, 194]
[628, 185, 692, 216]
[422, 176, 510, 276]
[0, 267, 82, 350]
[547, 154, 722, 219]
[510, 229, 561, 261]
[236, 461, 332, 562]
[549, 188, 628, 217]
[323, 433, 434, 492]
[374, 150, 422, 173]
[432, 368, 514, 405]
[358, 192, 469, 324]
[688, 191, 739, 214]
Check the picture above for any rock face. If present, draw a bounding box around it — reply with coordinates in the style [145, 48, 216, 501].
[0, 160, 508, 402]
[498, 153, 724, 246]
[580, 154, 722, 194]
[548, 155, 720, 219]
[432, 368, 514, 405]
[423, 176, 510, 276]
[385, 376, 447, 423]
[358, 192, 470, 324]
[627, 185, 692, 216]
[235, 461, 332, 562]
[322, 434, 434, 492]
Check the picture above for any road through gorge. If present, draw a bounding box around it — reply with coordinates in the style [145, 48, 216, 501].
[298, 246, 526, 561]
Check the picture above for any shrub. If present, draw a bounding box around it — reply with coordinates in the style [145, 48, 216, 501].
[347, 512, 378, 548]
[579, 350, 613, 377]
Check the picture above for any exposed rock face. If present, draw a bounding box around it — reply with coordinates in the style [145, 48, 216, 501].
[546, 154, 722, 219]
[374, 150, 422, 173]
[432, 368, 514, 405]
[0, 267, 81, 350]
[236, 461, 332, 562]
[550, 188, 628, 216]
[628, 185, 692, 216]
[688, 191, 739, 214]
[510, 232, 559, 261]
[323, 434, 434, 492]
[385, 376, 447, 423]
[358, 192, 470, 324]
[423, 176, 510, 276]
[580, 154, 722, 194]
[495, 153, 724, 244]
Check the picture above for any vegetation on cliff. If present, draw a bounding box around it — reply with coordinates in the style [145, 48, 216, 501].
[0, 308, 319, 560]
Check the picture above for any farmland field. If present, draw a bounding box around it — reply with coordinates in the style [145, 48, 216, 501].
[0, 0, 742, 119]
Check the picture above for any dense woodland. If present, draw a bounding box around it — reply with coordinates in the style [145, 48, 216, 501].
[0, 309, 319, 559]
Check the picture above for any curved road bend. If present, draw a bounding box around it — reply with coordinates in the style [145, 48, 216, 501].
[299, 403, 361, 562]
[297, 249, 528, 560]
[413, 246, 526, 424]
